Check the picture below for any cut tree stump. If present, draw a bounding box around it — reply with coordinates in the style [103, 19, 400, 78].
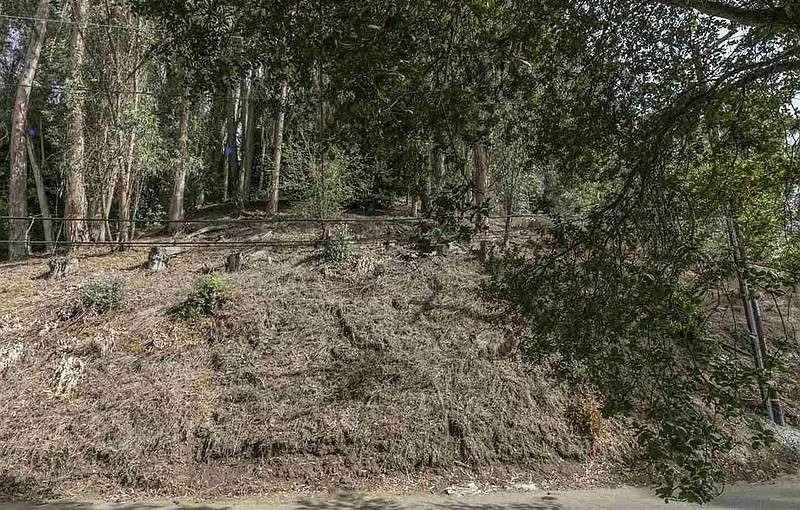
[46, 257, 78, 279]
[224, 249, 272, 272]
[147, 246, 185, 272]
[225, 252, 246, 272]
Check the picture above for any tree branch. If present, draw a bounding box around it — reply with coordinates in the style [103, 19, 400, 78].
[654, 0, 794, 28]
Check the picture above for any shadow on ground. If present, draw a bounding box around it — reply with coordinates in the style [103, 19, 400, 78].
[295, 493, 561, 510]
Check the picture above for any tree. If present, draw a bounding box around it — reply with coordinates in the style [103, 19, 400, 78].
[167, 94, 191, 233]
[268, 80, 289, 215]
[64, 0, 91, 245]
[6, 0, 49, 260]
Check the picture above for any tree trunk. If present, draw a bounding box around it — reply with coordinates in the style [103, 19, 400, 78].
[129, 172, 143, 240]
[259, 119, 271, 193]
[435, 149, 446, 193]
[205, 93, 225, 204]
[168, 95, 191, 234]
[6, 0, 49, 260]
[472, 143, 488, 231]
[224, 84, 241, 205]
[502, 192, 513, 248]
[117, 32, 142, 247]
[268, 80, 289, 215]
[26, 136, 53, 248]
[64, 0, 91, 246]
[241, 75, 257, 202]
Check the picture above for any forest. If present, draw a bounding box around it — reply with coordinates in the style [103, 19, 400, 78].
[2, 0, 800, 505]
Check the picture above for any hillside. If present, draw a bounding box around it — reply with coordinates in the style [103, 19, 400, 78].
[0, 212, 796, 500]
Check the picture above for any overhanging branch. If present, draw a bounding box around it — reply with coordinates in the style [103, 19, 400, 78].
[655, 0, 794, 28]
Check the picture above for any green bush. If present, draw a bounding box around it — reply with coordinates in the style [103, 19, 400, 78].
[80, 280, 126, 313]
[412, 183, 479, 253]
[178, 275, 230, 318]
[320, 229, 352, 263]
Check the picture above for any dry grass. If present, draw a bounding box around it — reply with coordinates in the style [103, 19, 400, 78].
[0, 217, 794, 499]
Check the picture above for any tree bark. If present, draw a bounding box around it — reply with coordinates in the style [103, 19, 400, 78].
[259, 119, 271, 193]
[268, 80, 289, 215]
[117, 106, 139, 244]
[224, 84, 241, 204]
[241, 75, 257, 202]
[205, 93, 225, 204]
[26, 136, 53, 248]
[64, 0, 91, 246]
[435, 149, 446, 193]
[472, 143, 488, 231]
[6, 0, 49, 260]
[168, 95, 191, 234]
[116, 26, 142, 247]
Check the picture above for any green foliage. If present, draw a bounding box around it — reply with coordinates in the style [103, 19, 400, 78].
[284, 137, 363, 217]
[80, 280, 126, 313]
[412, 183, 480, 253]
[320, 228, 352, 263]
[486, 235, 773, 503]
[177, 275, 230, 318]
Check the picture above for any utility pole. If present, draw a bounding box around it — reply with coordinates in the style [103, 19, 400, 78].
[727, 218, 784, 425]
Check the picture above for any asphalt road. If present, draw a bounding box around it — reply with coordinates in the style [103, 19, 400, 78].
[3, 480, 800, 510]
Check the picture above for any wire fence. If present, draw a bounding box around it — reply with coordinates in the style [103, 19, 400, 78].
[0, 214, 547, 225]
[0, 214, 548, 251]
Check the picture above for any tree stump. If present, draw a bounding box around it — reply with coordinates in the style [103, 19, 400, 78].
[46, 257, 78, 279]
[225, 252, 246, 272]
[147, 246, 184, 272]
[225, 249, 271, 273]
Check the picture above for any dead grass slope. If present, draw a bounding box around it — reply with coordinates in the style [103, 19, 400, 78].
[0, 222, 790, 499]
[0, 230, 627, 498]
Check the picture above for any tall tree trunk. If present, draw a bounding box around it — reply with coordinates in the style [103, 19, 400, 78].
[26, 136, 53, 248]
[223, 84, 240, 204]
[268, 80, 289, 215]
[117, 103, 139, 244]
[6, 0, 49, 260]
[215, 95, 229, 203]
[116, 24, 141, 246]
[168, 96, 191, 234]
[205, 93, 225, 205]
[64, 0, 91, 246]
[472, 143, 488, 231]
[435, 149, 446, 193]
[502, 192, 513, 248]
[129, 172, 143, 240]
[259, 119, 271, 193]
[241, 75, 257, 202]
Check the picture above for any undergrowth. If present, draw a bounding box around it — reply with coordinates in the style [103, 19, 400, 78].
[174, 274, 230, 318]
[80, 280, 125, 313]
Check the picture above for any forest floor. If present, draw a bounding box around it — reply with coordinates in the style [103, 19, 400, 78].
[0, 206, 798, 501]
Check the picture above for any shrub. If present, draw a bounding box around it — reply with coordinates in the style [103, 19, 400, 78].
[177, 275, 230, 318]
[320, 228, 352, 263]
[80, 280, 125, 313]
[412, 183, 479, 253]
[284, 138, 362, 218]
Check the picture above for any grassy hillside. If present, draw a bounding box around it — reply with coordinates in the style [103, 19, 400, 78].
[0, 215, 794, 500]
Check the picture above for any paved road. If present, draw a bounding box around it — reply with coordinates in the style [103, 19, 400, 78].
[3, 480, 800, 510]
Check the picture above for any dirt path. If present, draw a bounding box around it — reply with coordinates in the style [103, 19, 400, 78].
[4, 479, 800, 510]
